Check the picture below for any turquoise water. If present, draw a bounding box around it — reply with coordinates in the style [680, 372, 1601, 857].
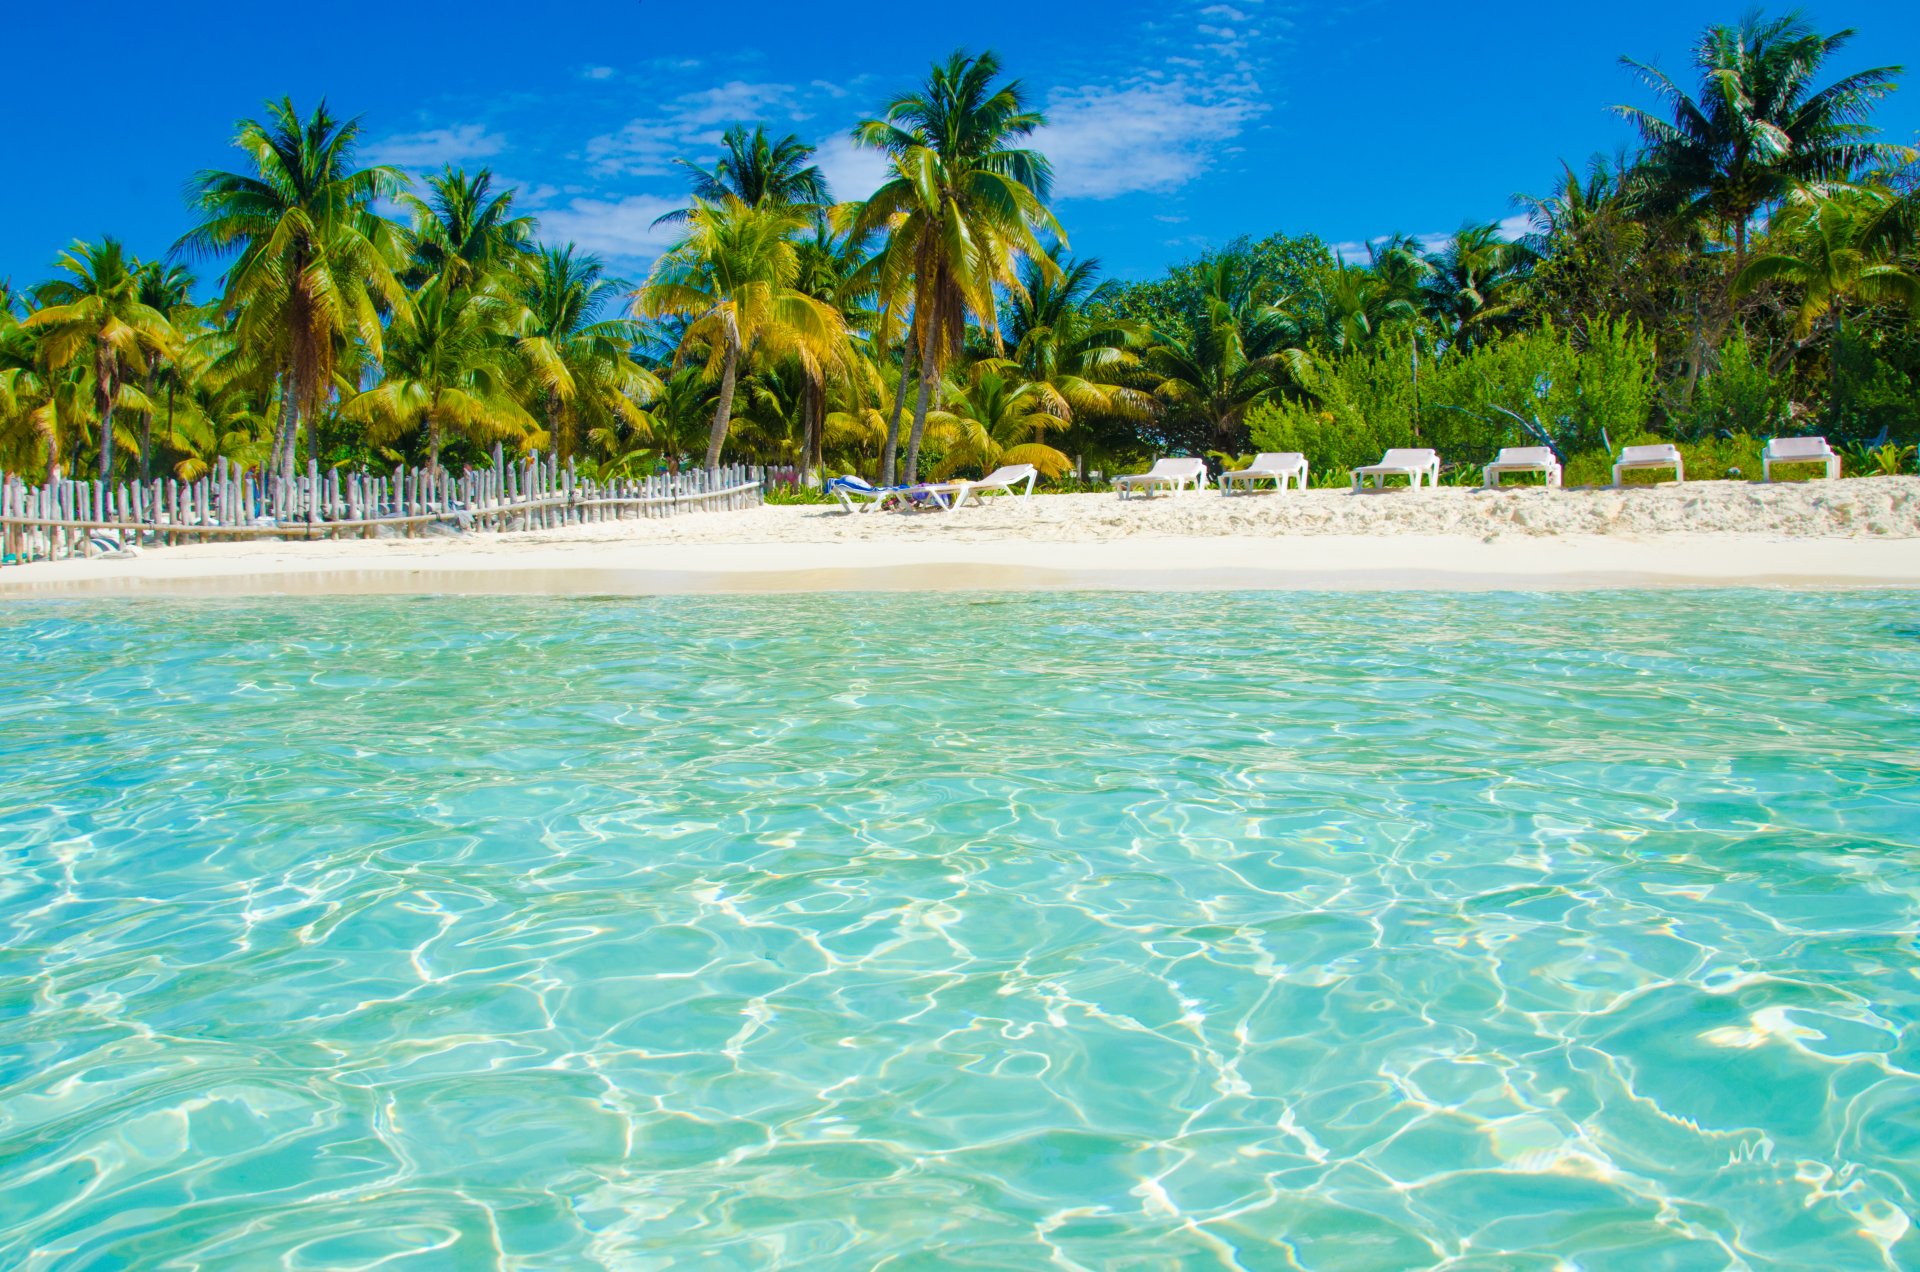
[2, 592, 1919, 1269]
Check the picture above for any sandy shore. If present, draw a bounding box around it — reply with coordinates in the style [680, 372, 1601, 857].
[4, 480, 1918, 596]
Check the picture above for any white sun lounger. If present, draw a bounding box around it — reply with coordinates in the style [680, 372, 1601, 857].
[1220, 452, 1308, 494]
[1115, 457, 1208, 499]
[915, 463, 1039, 511]
[1351, 448, 1440, 490]
[1763, 436, 1840, 481]
[826, 474, 910, 513]
[1483, 446, 1562, 488]
[1613, 443, 1683, 486]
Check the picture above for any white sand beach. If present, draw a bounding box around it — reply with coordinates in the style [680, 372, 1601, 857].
[4, 479, 1919, 596]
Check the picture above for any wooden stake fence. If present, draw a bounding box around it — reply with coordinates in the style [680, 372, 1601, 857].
[1, 448, 764, 565]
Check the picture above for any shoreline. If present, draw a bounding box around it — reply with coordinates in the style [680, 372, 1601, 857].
[3, 485, 1917, 597]
[4, 534, 1918, 597]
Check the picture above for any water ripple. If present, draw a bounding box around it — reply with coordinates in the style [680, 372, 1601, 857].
[1, 591, 1917, 1268]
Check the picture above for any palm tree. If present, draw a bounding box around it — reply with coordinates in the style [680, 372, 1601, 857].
[1365, 234, 1433, 307]
[1420, 224, 1534, 350]
[637, 196, 848, 469]
[1003, 248, 1154, 459]
[1516, 153, 1646, 248]
[1310, 258, 1418, 355]
[656, 124, 833, 226]
[0, 305, 58, 476]
[1141, 249, 1309, 453]
[926, 359, 1073, 478]
[405, 167, 537, 290]
[133, 261, 197, 481]
[1734, 184, 1920, 419]
[1615, 13, 1906, 261]
[851, 49, 1063, 483]
[341, 278, 534, 471]
[177, 97, 410, 475]
[26, 238, 174, 479]
[154, 311, 278, 480]
[787, 226, 875, 477]
[517, 245, 660, 470]
[628, 364, 717, 473]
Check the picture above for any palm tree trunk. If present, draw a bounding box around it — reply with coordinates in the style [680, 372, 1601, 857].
[95, 357, 117, 482]
[546, 391, 562, 474]
[796, 387, 811, 482]
[881, 343, 916, 485]
[810, 380, 826, 476]
[138, 372, 155, 483]
[1828, 306, 1846, 426]
[273, 360, 298, 479]
[44, 407, 61, 482]
[703, 342, 740, 470]
[902, 355, 937, 486]
[800, 379, 820, 482]
[1678, 292, 1707, 411]
[427, 409, 442, 475]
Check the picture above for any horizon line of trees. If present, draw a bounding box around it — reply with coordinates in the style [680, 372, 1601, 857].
[3, 9, 1918, 492]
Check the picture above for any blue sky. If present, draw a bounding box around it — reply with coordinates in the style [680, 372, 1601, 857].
[4, 0, 1916, 294]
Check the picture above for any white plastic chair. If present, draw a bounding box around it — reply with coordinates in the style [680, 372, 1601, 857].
[1762, 436, 1840, 481]
[1613, 444, 1683, 486]
[916, 464, 1039, 511]
[1114, 457, 1208, 499]
[1351, 448, 1440, 490]
[1483, 446, 1562, 488]
[1220, 452, 1308, 494]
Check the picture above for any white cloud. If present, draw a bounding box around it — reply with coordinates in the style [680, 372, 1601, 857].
[582, 66, 615, 80]
[813, 135, 890, 204]
[533, 194, 685, 263]
[586, 81, 804, 176]
[1329, 214, 1535, 262]
[1036, 81, 1258, 199]
[674, 80, 802, 128]
[1496, 212, 1534, 240]
[363, 123, 507, 169]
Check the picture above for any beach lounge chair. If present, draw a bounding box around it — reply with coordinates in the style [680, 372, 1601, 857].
[826, 474, 908, 513]
[1115, 457, 1208, 499]
[1220, 452, 1308, 494]
[1483, 446, 1562, 488]
[1763, 436, 1840, 482]
[1613, 443, 1683, 486]
[915, 463, 1039, 511]
[1351, 448, 1440, 490]
[85, 532, 138, 560]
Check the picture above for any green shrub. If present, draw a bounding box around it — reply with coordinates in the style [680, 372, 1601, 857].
[1248, 336, 1418, 473]
[1562, 432, 1765, 486]
[762, 484, 839, 505]
[1041, 475, 1117, 494]
[1831, 331, 1920, 443]
[1839, 441, 1917, 477]
[1252, 321, 1660, 478]
[1572, 317, 1659, 453]
[1682, 333, 1790, 439]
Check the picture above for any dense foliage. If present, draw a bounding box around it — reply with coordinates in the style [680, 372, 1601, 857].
[2, 12, 1916, 488]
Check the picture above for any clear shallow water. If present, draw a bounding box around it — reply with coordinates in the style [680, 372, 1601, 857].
[2, 592, 1918, 1270]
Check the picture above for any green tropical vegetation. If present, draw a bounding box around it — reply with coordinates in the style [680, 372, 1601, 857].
[2, 13, 1917, 490]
